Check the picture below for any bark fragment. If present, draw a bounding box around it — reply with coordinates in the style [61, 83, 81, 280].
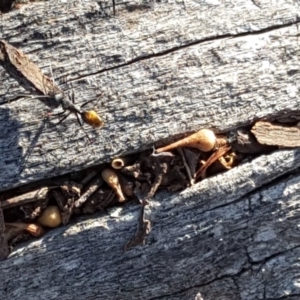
[251, 121, 300, 147]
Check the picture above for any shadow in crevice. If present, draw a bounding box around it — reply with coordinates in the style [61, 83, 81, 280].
[0, 106, 23, 191]
[0, 0, 13, 13]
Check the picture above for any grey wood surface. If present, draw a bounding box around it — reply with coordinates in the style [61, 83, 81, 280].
[0, 0, 300, 191]
[1, 149, 300, 299]
[1, 1, 300, 299]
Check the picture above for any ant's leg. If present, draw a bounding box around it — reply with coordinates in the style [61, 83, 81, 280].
[70, 90, 75, 103]
[75, 112, 92, 142]
[112, 0, 115, 15]
[80, 92, 103, 108]
[51, 110, 67, 117]
[55, 112, 71, 125]
[76, 112, 83, 127]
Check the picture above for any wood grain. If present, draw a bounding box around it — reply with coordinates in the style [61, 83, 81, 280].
[1, 1, 300, 299]
[0, 0, 300, 192]
[1, 148, 300, 299]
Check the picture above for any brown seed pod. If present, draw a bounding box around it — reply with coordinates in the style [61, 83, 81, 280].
[5, 222, 44, 241]
[37, 206, 62, 228]
[101, 168, 126, 202]
[156, 129, 216, 153]
[111, 157, 130, 169]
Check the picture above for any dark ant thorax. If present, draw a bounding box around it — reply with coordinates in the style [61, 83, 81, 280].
[60, 97, 82, 114]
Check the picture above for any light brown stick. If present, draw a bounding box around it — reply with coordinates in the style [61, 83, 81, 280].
[0, 187, 49, 210]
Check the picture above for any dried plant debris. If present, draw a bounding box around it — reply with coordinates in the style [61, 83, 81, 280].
[160, 159, 188, 192]
[80, 170, 98, 186]
[251, 120, 300, 147]
[60, 181, 82, 198]
[146, 158, 168, 200]
[182, 148, 201, 177]
[177, 148, 195, 185]
[196, 145, 231, 180]
[52, 190, 74, 225]
[102, 168, 126, 202]
[82, 190, 116, 214]
[124, 200, 151, 251]
[156, 129, 216, 153]
[19, 196, 49, 221]
[2, 122, 299, 257]
[207, 151, 242, 176]
[1, 187, 49, 210]
[121, 159, 152, 182]
[231, 128, 274, 154]
[75, 176, 103, 208]
[5, 222, 44, 241]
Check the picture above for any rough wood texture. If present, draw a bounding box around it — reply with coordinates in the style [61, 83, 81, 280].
[1, 149, 300, 299]
[252, 120, 300, 147]
[1, 0, 300, 299]
[0, 0, 300, 191]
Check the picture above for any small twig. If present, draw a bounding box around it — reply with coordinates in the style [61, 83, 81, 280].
[124, 200, 151, 251]
[151, 145, 175, 158]
[177, 148, 194, 185]
[0, 187, 49, 210]
[74, 177, 103, 208]
[195, 145, 231, 180]
[52, 189, 75, 225]
[52, 189, 67, 212]
[146, 159, 168, 200]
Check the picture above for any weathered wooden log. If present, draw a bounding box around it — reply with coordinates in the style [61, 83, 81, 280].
[0, 0, 300, 191]
[1, 149, 300, 299]
[1, 0, 300, 299]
